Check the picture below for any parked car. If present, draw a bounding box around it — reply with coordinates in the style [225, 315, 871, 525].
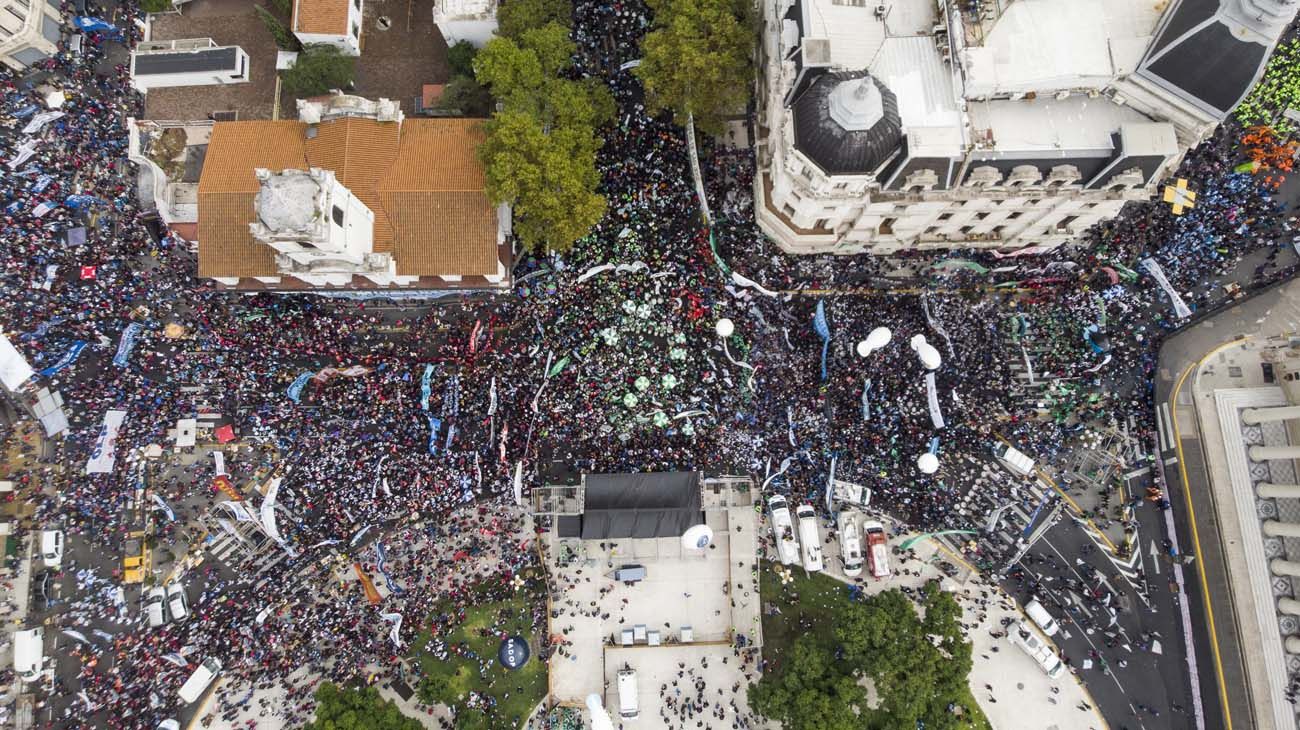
[145, 586, 168, 628]
[166, 583, 189, 623]
[767, 495, 800, 566]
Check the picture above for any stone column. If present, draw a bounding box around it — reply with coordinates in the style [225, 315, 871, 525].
[1258, 483, 1300, 499]
[1272, 559, 1300, 577]
[1243, 406, 1300, 425]
[1280, 597, 1300, 616]
[1249, 445, 1300, 461]
[1263, 521, 1300, 538]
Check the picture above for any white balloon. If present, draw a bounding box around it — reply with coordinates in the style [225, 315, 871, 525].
[587, 694, 616, 730]
[909, 334, 941, 370]
[866, 326, 892, 349]
[715, 318, 735, 338]
[681, 524, 714, 550]
[917, 452, 939, 474]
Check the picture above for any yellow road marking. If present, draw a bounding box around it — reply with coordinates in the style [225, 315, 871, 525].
[993, 434, 1116, 551]
[1170, 336, 1248, 730]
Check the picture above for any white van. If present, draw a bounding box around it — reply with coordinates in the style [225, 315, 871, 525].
[992, 443, 1036, 477]
[39, 530, 63, 571]
[796, 504, 824, 572]
[616, 668, 639, 720]
[1024, 599, 1059, 637]
[179, 657, 223, 704]
[1009, 622, 1065, 679]
[13, 628, 44, 682]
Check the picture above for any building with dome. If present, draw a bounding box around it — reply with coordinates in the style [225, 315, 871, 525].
[756, 0, 1298, 255]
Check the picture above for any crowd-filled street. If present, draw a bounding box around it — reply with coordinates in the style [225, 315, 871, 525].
[5, 0, 1300, 726]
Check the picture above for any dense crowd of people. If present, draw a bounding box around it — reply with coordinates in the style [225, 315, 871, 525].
[2, 0, 1300, 724]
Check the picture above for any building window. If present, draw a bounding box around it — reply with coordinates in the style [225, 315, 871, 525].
[352, 22, 360, 37]
[958, 225, 974, 234]
[880, 217, 896, 234]
[937, 213, 953, 221]
[1057, 215, 1079, 229]
[782, 203, 796, 217]
[992, 225, 1006, 235]
[1007, 211, 1022, 219]
[831, 0, 867, 5]
[814, 218, 828, 230]
[331, 206, 345, 226]
[353, 0, 360, 7]
[974, 212, 989, 220]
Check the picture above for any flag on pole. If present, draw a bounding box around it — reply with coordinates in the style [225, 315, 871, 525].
[812, 300, 831, 381]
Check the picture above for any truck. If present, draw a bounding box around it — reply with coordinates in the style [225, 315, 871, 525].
[796, 504, 824, 572]
[767, 495, 800, 566]
[864, 520, 891, 579]
[837, 511, 863, 576]
[1009, 622, 1065, 679]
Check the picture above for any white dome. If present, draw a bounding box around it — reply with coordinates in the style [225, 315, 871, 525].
[828, 77, 884, 132]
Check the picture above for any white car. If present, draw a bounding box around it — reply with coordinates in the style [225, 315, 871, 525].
[796, 504, 824, 572]
[166, 583, 189, 623]
[1024, 599, 1059, 637]
[39, 530, 63, 571]
[145, 586, 168, 628]
[767, 495, 800, 566]
[837, 512, 863, 577]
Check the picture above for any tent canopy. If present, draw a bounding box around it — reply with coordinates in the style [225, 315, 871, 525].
[560, 472, 702, 540]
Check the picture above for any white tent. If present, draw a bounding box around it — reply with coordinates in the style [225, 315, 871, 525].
[0, 333, 34, 392]
[175, 418, 197, 448]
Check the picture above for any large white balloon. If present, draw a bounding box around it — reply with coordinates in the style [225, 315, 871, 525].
[917, 452, 940, 474]
[715, 318, 735, 338]
[587, 694, 616, 730]
[909, 334, 942, 370]
[856, 327, 892, 357]
[681, 524, 714, 550]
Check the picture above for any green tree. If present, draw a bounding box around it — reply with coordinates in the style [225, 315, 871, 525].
[255, 5, 301, 51]
[447, 40, 479, 78]
[439, 76, 493, 117]
[496, 0, 571, 40]
[477, 109, 607, 253]
[754, 586, 979, 730]
[635, 0, 756, 133]
[305, 683, 422, 730]
[749, 636, 865, 730]
[139, 0, 173, 13]
[283, 44, 357, 96]
[474, 24, 613, 129]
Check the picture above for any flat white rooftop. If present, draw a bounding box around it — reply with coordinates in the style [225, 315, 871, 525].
[968, 95, 1151, 153]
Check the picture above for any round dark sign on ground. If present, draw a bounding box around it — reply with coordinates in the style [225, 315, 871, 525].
[498, 636, 530, 670]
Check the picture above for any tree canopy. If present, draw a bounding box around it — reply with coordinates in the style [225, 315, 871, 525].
[751, 584, 978, 730]
[635, 0, 756, 133]
[282, 44, 356, 96]
[478, 109, 607, 253]
[304, 683, 422, 730]
[474, 22, 612, 253]
[496, 0, 572, 41]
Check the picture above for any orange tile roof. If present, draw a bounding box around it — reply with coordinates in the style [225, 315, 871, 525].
[292, 0, 350, 35]
[304, 117, 400, 251]
[197, 116, 499, 282]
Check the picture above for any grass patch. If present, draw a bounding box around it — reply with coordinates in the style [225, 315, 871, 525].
[757, 562, 992, 730]
[408, 588, 547, 730]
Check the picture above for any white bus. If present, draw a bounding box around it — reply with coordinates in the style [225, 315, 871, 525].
[767, 495, 800, 566]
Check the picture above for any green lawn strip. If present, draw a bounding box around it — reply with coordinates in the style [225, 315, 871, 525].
[408, 592, 547, 729]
